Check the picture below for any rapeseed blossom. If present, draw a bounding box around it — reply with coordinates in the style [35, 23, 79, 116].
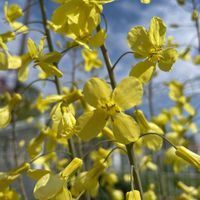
[76, 77, 143, 144]
[128, 17, 178, 83]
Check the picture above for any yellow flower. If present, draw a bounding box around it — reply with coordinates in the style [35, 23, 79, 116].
[34, 158, 82, 200]
[0, 93, 22, 128]
[0, 162, 30, 191]
[50, 0, 108, 49]
[76, 77, 143, 144]
[168, 81, 195, 116]
[144, 184, 157, 200]
[128, 17, 178, 83]
[18, 53, 32, 82]
[175, 146, 200, 170]
[139, 156, 157, 171]
[0, 187, 20, 199]
[140, 0, 151, 4]
[82, 49, 102, 72]
[192, 10, 198, 21]
[0, 51, 22, 70]
[0, 31, 15, 51]
[27, 37, 63, 78]
[71, 160, 108, 197]
[126, 190, 141, 200]
[165, 147, 188, 173]
[4, 2, 28, 33]
[51, 102, 76, 139]
[0, 105, 11, 128]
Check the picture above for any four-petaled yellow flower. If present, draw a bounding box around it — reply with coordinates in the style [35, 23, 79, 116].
[50, 0, 110, 49]
[4, 2, 28, 33]
[82, 49, 102, 72]
[76, 77, 143, 144]
[27, 37, 63, 78]
[128, 17, 178, 83]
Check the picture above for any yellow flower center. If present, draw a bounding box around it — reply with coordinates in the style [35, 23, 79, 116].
[148, 47, 162, 62]
[100, 101, 120, 116]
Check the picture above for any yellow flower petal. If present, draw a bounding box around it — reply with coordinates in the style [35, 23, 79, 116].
[39, 63, 63, 78]
[158, 48, 178, 71]
[4, 2, 23, 23]
[76, 109, 107, 141]
[83, 77, 111, 107]
[112, 112, 140, 144]
[52, 187, 73, 200]
[18, 54, 31, 82]
[175, 146, 200, 171]
[0, 105, 11, 128]
[141, 0, 151, 3]
[127, 26, 152, 58]
[134, 110, 163, 151]
[0, 52, 8, 70]
[112, 77, 143, 110]
[60, 158, 83, 179]
[34, 173, 64, 200]
[27, 169, 50, 181]
[10, 163, 30, 175]
[149, 17, 166, 47]
[0, 172, 20, 190]
[41, 51, 62, 63]
[89, 29, 107, 48]
[129, 60, 155, 84]
[27, 38, 38, 59]
[0, 31, 16, 43]
[10, 21, 29, 33]
[8, 55, 21, 69]
[82, 49, 102, 72]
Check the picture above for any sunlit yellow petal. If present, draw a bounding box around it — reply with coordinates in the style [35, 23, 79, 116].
[41, 51, 62, 63]
[158, 48, 178, 71]
[34, 173, 64, 200]
[89, 29, 107, 48]
[39, 63, 63, 77]
[141, 0, 151, 3]
[83, 77, 111, 107]
[127, 26, 152, 57]
[112, 112, 140, 144]
[27, 169, 50, 181]
[112, 77, 143, 110]
[0, 51, 8, 70]
[149, 17, 166, 47]
[76, 110, 107, 141]
[52, 187, 73, 200]
[0, 105, 11, 128]
[129, 60, 155, 84]
[27, 38, 38, 58]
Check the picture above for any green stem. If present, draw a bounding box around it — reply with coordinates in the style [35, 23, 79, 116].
[21, 78, 54, 94]
[126, 143, 144, 200]
[112, 51, 134, 71]
[97, 25, 116, 90]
